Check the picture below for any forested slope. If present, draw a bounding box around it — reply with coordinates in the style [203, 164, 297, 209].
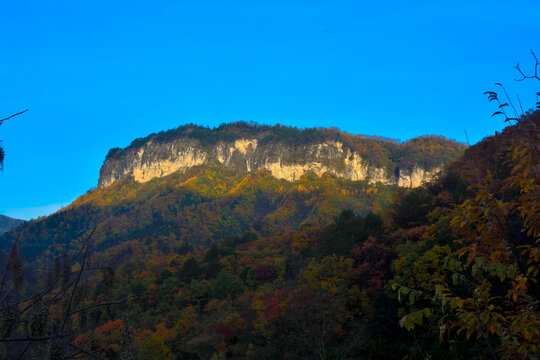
[61, 111, 536, 359]
[0, 114, 536, 359]
[0, 164, 396, 272]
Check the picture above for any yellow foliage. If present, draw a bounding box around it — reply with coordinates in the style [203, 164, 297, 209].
[301, 255, 353, 295]
[224, 312, 245, 331]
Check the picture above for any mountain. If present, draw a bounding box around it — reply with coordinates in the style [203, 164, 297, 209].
[0, 124, 464, 267]
[99, 122, 465, 188]
[0, 116, 535, 359]
[71, 112, 533, 359]
[0, 215, 25, 235]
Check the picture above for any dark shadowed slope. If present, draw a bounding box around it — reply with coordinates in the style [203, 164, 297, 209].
[0, 215, 25, 235]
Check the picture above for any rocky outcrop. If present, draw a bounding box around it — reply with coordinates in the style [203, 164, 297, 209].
[99, 137, 440, 188]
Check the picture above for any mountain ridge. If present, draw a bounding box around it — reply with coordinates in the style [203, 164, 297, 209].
[99, 122, 465, 188]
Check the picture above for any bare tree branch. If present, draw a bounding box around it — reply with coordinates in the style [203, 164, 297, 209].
[67, 296, 131, 317]
[62, 227, 97, 332]
[0, 335, 54, 342]
[0, 109, 29, 126]
[15, 341, 31, 360]
[515, 50, 540, 81]
[0, 229, 23, 298]
[68, 342, 106, 360]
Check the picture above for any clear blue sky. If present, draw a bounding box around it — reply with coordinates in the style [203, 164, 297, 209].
[1, 0, 539, 220]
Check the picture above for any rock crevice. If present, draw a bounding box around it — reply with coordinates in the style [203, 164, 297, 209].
[99, 137, 440, 188]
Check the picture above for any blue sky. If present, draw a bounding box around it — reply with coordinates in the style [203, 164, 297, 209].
[1, 0, 539, 220]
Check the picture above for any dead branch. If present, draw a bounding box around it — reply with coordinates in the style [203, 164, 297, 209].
[0, 109, 28, 126]
[61, 227, 97, 332]
[515, 50, 540, 81]
[67, 296, 131, 317]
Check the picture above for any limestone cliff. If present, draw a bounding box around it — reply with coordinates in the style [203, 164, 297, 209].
[98, 123, 461, 188]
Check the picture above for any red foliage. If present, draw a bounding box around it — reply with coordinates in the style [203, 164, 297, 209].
[351, 236, 395, 297]
[256, 263, 274, 282]
[213, 323, 236, 340]
[72, 333, 90, 348]
[265, 289, 290, 325]
[95, 319, 123, 337]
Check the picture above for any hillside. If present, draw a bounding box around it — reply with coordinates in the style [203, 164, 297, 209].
[0, 124, 464, 267]
[5, 121, 526, 360]
[0, 214, 24, 235]
[0, 164, 397, 268]
[60, 111, 534, 360]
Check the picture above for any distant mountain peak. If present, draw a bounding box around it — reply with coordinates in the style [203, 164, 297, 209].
[0, 215, 25, 235]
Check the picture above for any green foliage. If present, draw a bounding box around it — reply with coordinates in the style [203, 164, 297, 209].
[390, 188, 433, 228]
[8, 116, 538, 359]
[128, 278, 147, 297]
[320, 210, 382, 256]
[211, 270, 244, 300]
[105, 147, 123, 159]
[390, 111, 540, 359]
[176, 258, 203, 282]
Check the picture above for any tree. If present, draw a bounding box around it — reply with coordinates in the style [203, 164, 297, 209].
[0, 228, 130, 359]
[394, 51, 540, 360]
[211, 270, 244, 300]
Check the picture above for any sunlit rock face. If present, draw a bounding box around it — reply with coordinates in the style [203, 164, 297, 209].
[98, 137, 440, 188]
[98, 139, 207, 187]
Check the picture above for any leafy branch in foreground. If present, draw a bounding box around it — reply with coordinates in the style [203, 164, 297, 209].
[394, 52, 540, 360]
[486, 50, 540, 122]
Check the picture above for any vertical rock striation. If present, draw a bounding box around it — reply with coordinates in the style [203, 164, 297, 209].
[99, 136, 442, 188]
